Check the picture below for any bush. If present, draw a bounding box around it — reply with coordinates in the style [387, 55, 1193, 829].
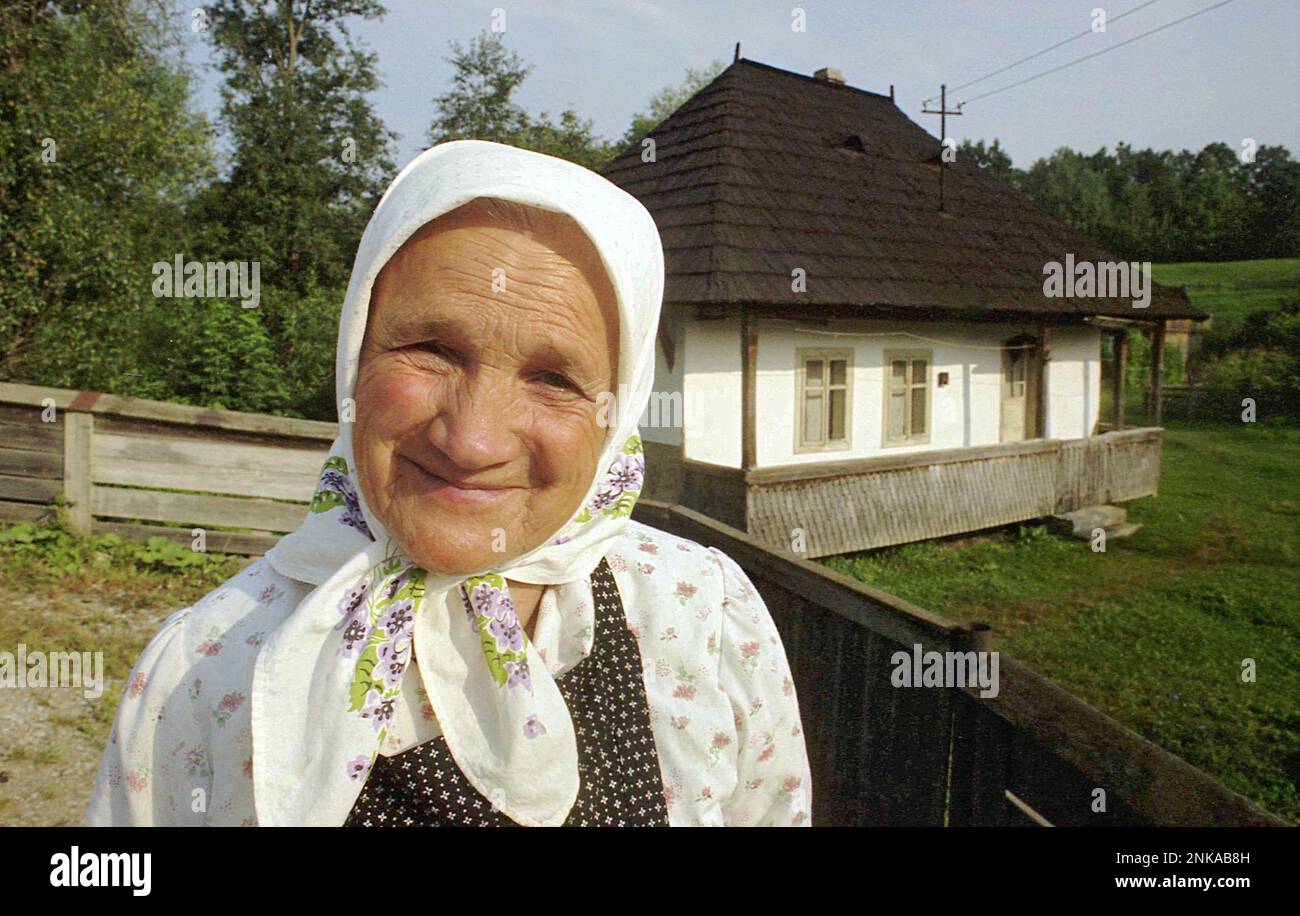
[0, 518, 243, 586]
[1186, 294, 1300, 419]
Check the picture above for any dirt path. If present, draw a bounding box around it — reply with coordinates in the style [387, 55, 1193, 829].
[0, 583, 183, 826]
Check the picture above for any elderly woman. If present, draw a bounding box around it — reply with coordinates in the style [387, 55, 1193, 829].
[86, 140, 811, 827]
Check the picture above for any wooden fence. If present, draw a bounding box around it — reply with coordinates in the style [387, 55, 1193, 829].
[632, 501, 1287, 827]
[0, 382, 1286, 825]
[0, 382, 334, 554]
[1143, 383, 1298, 422]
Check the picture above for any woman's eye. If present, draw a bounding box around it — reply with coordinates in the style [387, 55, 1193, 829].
[410, 341, 456, 361]
[536, 371, 577, 392]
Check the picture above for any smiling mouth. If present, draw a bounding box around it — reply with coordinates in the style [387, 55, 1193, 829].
[405, 458, 523, 504]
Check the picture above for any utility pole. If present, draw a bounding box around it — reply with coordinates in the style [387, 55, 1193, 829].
[921, 84, 962, 211]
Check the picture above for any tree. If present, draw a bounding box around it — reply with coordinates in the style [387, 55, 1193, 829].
[956, 138, 1023, 191]
[0, 0, 213, 390]
[427, 31, 613, 170]
[199, 0, 395, 294]
[186, 0, 397, 417]
[616, 60, 725, 154]
[1020, 148, 1116, 244]
[1243, 145, 1300, 259]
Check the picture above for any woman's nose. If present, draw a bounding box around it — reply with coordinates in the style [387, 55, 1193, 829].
[424, 371, 521, 471]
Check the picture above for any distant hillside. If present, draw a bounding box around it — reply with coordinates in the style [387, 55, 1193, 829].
[1153, 259, 1300, 325]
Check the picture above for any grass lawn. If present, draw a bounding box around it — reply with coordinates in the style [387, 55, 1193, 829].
[821, 418, 1300, 824]
[1153, 258, 1300, 325]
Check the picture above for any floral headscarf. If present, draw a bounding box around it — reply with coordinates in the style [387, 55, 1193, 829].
[254, 140, 663, 826]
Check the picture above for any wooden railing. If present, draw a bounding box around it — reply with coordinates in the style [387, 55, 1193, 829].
[743, 429, 1165, 557]
[0, 382, 334, 554]
[632, 500, 1287, 827]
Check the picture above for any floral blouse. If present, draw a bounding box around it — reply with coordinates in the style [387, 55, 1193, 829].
[85, 520, 812, 827]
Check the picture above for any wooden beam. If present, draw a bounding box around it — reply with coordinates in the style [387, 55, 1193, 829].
[1086, 315, 1143, 332]
[1113, 330, 1128, 431]
[0, 381, 336, 442]
[744, 427, 1161, 484]
[1036, 324, 1052, 438]
[62, 409, 94, 536]
[741, 308, 757, 471]
[1151, 319, 1166, 426]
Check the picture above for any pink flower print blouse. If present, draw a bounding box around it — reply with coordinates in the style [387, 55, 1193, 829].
[85, 520, 812, 826]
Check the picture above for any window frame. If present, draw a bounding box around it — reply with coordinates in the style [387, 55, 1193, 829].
[794, 347, 853, 454]
[882, 348, 933, 447]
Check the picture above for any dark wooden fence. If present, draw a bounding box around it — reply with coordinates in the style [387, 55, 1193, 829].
[1143, 383, 1299, 422]
[632, 500, 1288, 827]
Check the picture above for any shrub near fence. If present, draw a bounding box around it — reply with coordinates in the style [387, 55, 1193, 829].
[1144, 384, 1299, 422]
[0, 382, 335, 554]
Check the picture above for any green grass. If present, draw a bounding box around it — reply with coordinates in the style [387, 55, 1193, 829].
[0, 520, 246, 682]
[1153, 258, 1300, 325]
[821, 419, 1300, 824]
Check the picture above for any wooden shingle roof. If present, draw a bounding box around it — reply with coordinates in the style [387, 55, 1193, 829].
[601, 59, 1205, 321]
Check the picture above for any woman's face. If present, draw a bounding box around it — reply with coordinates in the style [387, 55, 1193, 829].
[353, 201, 618, 576]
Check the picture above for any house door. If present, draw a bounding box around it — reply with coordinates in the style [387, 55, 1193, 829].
[1000, 336, 1037, 442]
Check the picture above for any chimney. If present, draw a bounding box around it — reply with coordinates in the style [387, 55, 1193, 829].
[813, 66, 845, 85]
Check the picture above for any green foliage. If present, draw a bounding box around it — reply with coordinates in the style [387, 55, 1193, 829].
[0, 0, 214, 391]
[957, 138, 1021, 190]
[428, 31, 616, 171]
[1187, 294, 1300, 416]
[0, 519, 242, 585]
[616, 61, 725, 154]
[963, 139, 1300, 262]
[154, 0, 395, 419]
[134, 297, 290, 414]
[198, 0, 396, 297]
[1117, 327, 1183, 389]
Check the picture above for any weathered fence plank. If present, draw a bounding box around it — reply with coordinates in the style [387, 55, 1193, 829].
[93, 485, 309, 533]
[0, 382, 330, 544]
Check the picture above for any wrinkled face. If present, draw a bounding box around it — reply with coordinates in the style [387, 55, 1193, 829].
[353, 200, 618, 576]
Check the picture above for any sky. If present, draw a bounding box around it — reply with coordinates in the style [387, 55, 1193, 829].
[180, 0, 1300, 171]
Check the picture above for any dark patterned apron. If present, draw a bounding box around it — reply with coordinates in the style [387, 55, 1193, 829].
[343, 558, 670, 826]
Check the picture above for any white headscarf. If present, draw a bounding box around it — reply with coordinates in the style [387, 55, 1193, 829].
[254, 140, 664, 826]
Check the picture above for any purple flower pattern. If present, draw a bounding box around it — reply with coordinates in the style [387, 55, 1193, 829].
[340, 555, 426, 779]
[463, 575, 532, 693]
[309, 456, 374, 540]
[573, 435, 645, 524]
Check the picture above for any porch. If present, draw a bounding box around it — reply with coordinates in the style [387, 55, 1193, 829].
[665, 427, 1164, 558]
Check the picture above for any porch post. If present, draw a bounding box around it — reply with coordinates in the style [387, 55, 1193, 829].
[1036, 323, 1052, 438]
[1112, 329, 1128, 431]
[1151, 319, 1166, 426]
[741, 306, 757, 471]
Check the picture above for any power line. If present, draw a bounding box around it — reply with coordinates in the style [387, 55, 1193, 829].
[923, 0, 1164, 106]
[956, 0, 1238, 106]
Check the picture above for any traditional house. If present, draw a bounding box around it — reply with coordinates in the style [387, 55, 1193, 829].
[600, 59, 1207, 558]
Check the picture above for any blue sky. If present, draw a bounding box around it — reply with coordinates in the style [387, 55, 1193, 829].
[182, 0, 1299, 171]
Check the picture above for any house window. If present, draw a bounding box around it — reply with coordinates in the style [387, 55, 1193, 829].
[883, 349, 931, 446]
[796, 349, 852, 451]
